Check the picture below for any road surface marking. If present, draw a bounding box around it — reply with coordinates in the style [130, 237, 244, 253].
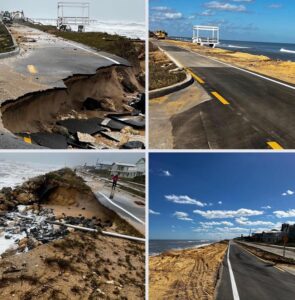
[27, 65, 38, 74]
[63, 40, 120, 65]
[228, 243, 240, 300]
[274, 265, 285, 272]
[267, 141, 284, 150]
[98, 192, 145, 225]
[212, 91, 230, 105]
[23, 137, 32, 144]
[184, 48, 295, 91]
[187, 69, 205, 84]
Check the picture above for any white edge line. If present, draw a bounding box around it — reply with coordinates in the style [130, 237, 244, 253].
[63, 40, 120, 65]
[158, 46, 184, 69]
[184, 47, 295, 91]
[227, 242, 240, 300]
[98, 191, 145, 225]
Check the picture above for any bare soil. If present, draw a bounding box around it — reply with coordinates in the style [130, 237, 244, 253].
[149, 242, 228, 300]
[0, 168, 145, 299]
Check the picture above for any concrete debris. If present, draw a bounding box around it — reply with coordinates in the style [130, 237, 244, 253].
[77, 132, 96, 144]
[0, 205, 108, 257]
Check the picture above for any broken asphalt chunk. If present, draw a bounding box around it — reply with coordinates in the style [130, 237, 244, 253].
[57, 118, 106, 135]
[108, 114, 145, 129]
[120, 141, 145, 149]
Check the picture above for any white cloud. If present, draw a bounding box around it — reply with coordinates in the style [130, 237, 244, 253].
[261, 205, 271, 209]
[200, 221, 234, 227]
[282, 189, 294, 196]
[173, 211, 193, 221]
[235, 217, 275, 226]
[162, 170, 172, 177]
[218, 201, 222, 205]
[205, 1, 247, 12]
[273, 209, 295, 218]
[149, 209, 160, 215]
[165, 195, 207, 207]
[193, 208, 263, 219]
[216, 227, 249, 233]
[151, 7, 183, 21]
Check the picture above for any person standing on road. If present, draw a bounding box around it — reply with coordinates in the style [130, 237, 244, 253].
[111, 174, 119, 190]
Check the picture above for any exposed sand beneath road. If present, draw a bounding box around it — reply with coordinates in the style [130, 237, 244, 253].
[166, 40, 295, 85]
[149, 242, 228, 300]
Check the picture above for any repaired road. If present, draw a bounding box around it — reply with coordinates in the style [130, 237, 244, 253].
[154, 40, 295, 149]
[217, 241, 295, 300]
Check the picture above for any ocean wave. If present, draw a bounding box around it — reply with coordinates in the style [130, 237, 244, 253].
[280, 48, 295, 54]
[227, 44, 251, 49]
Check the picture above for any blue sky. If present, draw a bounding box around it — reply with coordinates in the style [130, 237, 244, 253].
[149, 0, 295, 43]
[149, 153, 295, 240]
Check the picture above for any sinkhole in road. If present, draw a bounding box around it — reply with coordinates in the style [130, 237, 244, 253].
[0, 65, 145, 148]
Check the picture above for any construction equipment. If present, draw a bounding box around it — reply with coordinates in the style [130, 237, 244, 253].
[154, 30, 168, 40]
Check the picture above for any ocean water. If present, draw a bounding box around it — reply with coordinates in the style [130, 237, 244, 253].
[171, 37, 295, 62]
[149, 239, 214, 256]
[33, 19, 145, 40]
[0, 160, 60, 189]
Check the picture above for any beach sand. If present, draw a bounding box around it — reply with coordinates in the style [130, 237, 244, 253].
[149, 241, 228, 300]
[166, 40, 295, 85]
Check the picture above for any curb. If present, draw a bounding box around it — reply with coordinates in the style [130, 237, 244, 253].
[0, 23, 20, 59]
[149, 72, 194, 99]
[149, 45, 194, 99]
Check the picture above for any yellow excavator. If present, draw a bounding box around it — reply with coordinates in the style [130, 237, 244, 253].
[154, 30, 168, 40]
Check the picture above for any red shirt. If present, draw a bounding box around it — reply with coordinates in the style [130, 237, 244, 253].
[112, 175, 119, 183]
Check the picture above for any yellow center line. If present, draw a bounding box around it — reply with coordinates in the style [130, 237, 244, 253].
[23, 137, 32, 144]
[211, 91, 230, 105]
[267, 141, 284, 150]
[27, 65, 38, 74]
[186, 68, 205, 84]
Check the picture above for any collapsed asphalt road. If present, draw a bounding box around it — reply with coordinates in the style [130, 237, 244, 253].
[154, 40, 295, 149]
[0, 24, 145, 149]
[217, 241, 295, 300]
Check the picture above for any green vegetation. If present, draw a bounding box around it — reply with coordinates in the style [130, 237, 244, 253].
[149, 42, 186, 91]
[0, 22, 14, 53]
[17, 20, 144, 68]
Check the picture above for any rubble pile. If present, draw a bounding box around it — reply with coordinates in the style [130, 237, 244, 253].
[18, 93, 145, 149]
[0, 205, 108, 257]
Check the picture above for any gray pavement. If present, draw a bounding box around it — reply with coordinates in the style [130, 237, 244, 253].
[0, 24, 130, 103]
[79, 172, 145, 235]
[240, 241, 295, 260]
[0, 24, 131, 148]
[217, 242, 295, 300]
[155, 40, 295, 149]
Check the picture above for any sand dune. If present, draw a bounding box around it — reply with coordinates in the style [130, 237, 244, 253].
[149, 242, 228, 300]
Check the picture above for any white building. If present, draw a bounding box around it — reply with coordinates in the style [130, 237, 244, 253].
[111, 158, 145, 178]
[95, 161, 113, 171]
